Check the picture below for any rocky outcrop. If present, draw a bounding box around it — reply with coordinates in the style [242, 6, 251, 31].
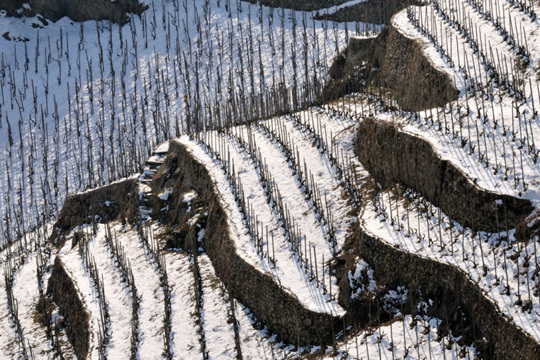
[47, 257, 90, 360]
[50, 178, 138, 246]
[322, 15, 459, 112]
[151, 139, 342, 346]
[355, 118, 533, 232]
[356, 228, 540, 359]
[0, 0, 147, 24]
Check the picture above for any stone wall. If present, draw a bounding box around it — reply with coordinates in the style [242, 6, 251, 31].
[51, 178, 138, 245]
[0, 0, 146, 24]
[356, 227, 540, 359]
[47, 257, 90, 360]
[322, 15, 459, 112]
[151, 139, 342, 345]
[355, 118, 533, 232]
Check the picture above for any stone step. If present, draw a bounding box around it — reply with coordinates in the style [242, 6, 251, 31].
[153, 141, 170, 155]
[146, 154, 166, 166]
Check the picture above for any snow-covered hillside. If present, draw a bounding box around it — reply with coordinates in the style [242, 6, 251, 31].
[3, 0, 540, 358]
[0, 0, 377, 245]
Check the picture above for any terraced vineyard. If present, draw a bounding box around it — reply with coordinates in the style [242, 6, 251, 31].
[2, 0, 540, 358]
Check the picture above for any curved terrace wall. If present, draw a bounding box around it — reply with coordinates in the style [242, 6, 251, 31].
[355, 226, 540, 359]
[322, 14, 459, 111]
[47, 257, 90, 360]
[151, 139, 342, 346]
[355, 118, 533, 232]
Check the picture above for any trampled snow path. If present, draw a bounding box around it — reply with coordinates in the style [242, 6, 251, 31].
[163, 250, 201, 359]
[112, 225, 165, 360]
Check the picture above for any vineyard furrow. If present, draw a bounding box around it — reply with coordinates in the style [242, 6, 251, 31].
[112, 225, 165, 359]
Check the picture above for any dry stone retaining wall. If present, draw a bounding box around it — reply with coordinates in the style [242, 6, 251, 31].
[47, 257, 90, 360]
[322, 17, 459, 111]
[46, 134, 540, 358]
[356, 227, 540, 359]
[151, 139, 342, 346]
[355, 118, 533, 232]
[51, 178, 138, 245]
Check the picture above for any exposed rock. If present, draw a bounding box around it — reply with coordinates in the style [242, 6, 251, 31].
[158, 190, 208, 251]
[0, 0, 147, 24]
[322, 15, 459, 112]
[355, 117, 534, 232]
